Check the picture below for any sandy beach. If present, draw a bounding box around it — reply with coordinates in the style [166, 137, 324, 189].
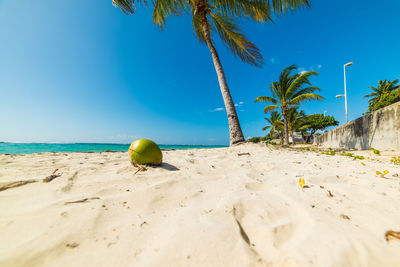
[1, 143, 400, 266]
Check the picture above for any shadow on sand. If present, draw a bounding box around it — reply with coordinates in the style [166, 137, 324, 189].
[159, 162, 179, 171]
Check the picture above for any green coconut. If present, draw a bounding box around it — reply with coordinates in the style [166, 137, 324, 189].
[128, 139, 162, 166]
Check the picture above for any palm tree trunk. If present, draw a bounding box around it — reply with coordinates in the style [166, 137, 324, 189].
[283, 114, 289, 146]
[291, 130, 296, 145]
[201, 19, 245, 146]
[301, 132, 306, 143]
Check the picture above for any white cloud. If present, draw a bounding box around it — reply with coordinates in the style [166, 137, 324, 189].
[210, 107, 224, 112]
[211, 102, 243, 111]
[299, 65, 322, 74]
[270, 57, 279, 64]
[235, 101, 244, 107]
[298, 67, 307, 74]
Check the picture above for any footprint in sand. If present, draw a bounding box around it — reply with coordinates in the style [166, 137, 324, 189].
[61, 171, 78, 192]
[116, 166, 134, 174]
[272, 223, 296, 248]
[232, 195, 313, 257]
[245, 182, 269, 191]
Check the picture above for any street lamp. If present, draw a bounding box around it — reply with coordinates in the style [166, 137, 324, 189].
[342, 62, 354, 123]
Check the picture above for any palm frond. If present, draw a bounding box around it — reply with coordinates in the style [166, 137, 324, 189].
[210, 12, 263, 66]
[270, 0, 310, 13]
[254, 96, 279, 104]
[211, 0, 273, 22]
[364, 92, 379, 98]
[278, 64, 297, 84]
[289, 93, 324, 105]
[112, 0, 144, 14]
[270, 82, 282, 100]
[262, 125, 272, 131]
[152, 0, 188, 28]
[290, 86, 321, 99]
[191, 12, 206, 43]
[285, 70, 318, 98]
[264, 105, 280, 113]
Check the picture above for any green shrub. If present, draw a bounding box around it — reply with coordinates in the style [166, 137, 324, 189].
[341, 152, 353, 157]
[369, 148, 380, 155]
[296, 147, 311, 151]
[248, 137, 261, 143]
[391, 156, 400, 165]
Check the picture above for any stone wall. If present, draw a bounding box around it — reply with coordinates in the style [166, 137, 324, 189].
[314, 101, 400, 150]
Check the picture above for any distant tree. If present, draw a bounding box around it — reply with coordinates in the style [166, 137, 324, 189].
[286, 107, 309, 145]
[247, 137, 261, 143]
[366, 88, 399, 113]
[262, 111, 283, 140]
[301, 114, 338, 143]
[365, 79, 399, 113]
[112, 0, 310, 145]
[254, 65, 324, 145]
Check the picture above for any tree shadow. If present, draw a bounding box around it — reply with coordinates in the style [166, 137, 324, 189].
[159, 162, 180, 171]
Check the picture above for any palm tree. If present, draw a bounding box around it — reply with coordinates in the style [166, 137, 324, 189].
[262, 111, 283, 139]
[285, 107, 308, 145]
[112, 0, 310, 145]
[254, 65, 323, 146]
[365, 79, 399, 104]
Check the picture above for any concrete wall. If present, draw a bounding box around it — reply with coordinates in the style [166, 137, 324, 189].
[314, 101, 400, 150]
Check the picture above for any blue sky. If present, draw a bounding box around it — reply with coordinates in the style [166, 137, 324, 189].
[1, 0, 399, 145]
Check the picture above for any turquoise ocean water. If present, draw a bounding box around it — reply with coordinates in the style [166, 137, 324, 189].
[0, 143, 226, 155]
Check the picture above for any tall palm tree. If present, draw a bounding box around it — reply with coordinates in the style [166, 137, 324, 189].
[112, 0, 310, 145]
[262, 111, 283, 139]
[254, 65, 323, 146]
[365, 79, 399, 104]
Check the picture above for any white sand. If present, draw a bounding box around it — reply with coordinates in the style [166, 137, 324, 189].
[1, 143, 400, 266]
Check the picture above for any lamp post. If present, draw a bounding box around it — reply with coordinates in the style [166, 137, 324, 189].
[343, 62, 353, 123]
[336, 62, 353, 123]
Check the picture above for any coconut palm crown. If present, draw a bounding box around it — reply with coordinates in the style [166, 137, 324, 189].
[255, 64, 324, 145]
[112, 0, 310, 145]
[364, 79, 399, 103]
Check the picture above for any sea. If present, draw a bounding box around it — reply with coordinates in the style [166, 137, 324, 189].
[0, 142, 226, 155]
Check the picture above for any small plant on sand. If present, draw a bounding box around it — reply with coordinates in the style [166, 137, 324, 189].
[321, 150, 335, 156]
[370, 148, 380, 155]
[376, 170, 389, 178]
[295, 147, 311, 151]
[337, 152, 365, 160]
[391, 156, 400, 165]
